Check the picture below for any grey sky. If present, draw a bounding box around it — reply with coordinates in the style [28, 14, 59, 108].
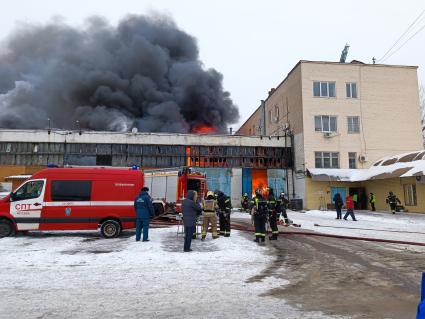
[1, 0, 424, 130]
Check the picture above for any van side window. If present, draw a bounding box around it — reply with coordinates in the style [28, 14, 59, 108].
[51, 181, 92, 201]
[14, 180, 44, 201]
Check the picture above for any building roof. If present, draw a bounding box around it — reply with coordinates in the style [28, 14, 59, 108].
[307, 150, 425, 182]
[0, 129, 288, 148]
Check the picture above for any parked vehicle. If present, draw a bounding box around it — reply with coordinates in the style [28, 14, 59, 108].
[0, 192, 10, 199]
[0, 167, 144, 238]
[144, 167, 207, 217]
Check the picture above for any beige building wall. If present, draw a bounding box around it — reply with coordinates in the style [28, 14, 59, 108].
[306, 177, 425, 213]
[236, 106, 263, 136]
[301, 61, 423, 170]
[237, 60, 423, 210]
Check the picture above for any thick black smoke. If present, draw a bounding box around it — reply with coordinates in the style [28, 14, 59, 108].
[0, 15, 239, 133]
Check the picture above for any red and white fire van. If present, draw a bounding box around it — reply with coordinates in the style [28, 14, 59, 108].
[0, 168, 144, 238]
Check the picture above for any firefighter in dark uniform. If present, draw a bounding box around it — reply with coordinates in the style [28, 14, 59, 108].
[277, 192, 290, 225]
[386, 191, 401, 214]
[267, 187, 279, 240]
[241, 193, 249, 211]
[251, 188, 268, 243]
[217, 191, 232, 237]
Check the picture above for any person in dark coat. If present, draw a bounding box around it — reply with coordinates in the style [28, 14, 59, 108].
[182, 190, 202, 252]
[276, 192, 290, 224]
[343, 194, 357, 221]
[267, 187, 279, 240]
[134, 187, 154, 242]
[369, 192, 376, 211]
[386, 191, 401, 214]
[251, 189, 268, 243]
[217, 191, 232, 237]
[333, 193, 343, 219]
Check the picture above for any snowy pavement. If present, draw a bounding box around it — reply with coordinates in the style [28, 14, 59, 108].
[0, 227, 346, 319]
[289, 210, 425, 245]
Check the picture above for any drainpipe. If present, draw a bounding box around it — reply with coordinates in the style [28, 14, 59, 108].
[261, 100, 266, 136]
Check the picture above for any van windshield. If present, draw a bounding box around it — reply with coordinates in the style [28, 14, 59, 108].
[13, 180, 44, 201]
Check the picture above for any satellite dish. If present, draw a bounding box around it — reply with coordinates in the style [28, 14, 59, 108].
[131, 127, 138, 134]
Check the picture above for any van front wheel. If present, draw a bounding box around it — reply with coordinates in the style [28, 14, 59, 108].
[0, 219, 16, 238]
[100, 220, 121, 238]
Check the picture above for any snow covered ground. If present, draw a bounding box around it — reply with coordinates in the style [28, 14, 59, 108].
[232, 209, 425, 252]
[285, 209, 425, 247]
[0, 227, 346, 319]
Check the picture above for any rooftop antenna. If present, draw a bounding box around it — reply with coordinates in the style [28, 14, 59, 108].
[47, 118, 51, 135]
[339, 43, 350, 63]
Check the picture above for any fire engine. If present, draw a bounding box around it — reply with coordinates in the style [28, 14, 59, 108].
[144, 167, 207, 217]
[0, 167, 143, 238]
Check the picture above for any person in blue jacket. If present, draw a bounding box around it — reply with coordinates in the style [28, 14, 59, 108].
[134, 187, 154, 242]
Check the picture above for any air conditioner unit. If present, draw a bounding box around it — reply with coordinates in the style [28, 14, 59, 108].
[358, 154, 368, 163]
[323, 132, 338, 138]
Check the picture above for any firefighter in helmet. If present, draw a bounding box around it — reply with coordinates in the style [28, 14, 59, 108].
[216, 190, 232, 237]
[267, 187, 279, 240]
[202, 191, 218, 240]
[251, 188, 268, 242]
[277, 192, 290, 225]
[240, 193, 249, 211]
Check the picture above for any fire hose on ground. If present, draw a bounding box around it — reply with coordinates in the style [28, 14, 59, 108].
[150, 218, 425, 247]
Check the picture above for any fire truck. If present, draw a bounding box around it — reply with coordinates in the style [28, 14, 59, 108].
[144, 167, 207, 217]
[0, 167, 144, 238]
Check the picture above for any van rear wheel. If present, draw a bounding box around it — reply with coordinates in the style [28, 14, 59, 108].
[0, 219, 16, 238]
[100, 220, 121, 238]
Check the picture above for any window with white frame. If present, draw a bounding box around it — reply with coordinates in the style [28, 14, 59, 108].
[347, 116, 360, 133]
[315, 152, 339, 168]
[346, 82, 357, 98]
[348, 152, 357, 169]
[403, 184, 417, 206]
[269, 110, 273, 124]
[313, 81, 336, 97]
[315, 116, 337, 132]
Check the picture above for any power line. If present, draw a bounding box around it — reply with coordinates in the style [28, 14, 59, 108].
[381, 21, 425, 63]
[378, 8, 425, 62]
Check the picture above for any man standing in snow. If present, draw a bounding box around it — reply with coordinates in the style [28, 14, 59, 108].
[217, 191, 232, 237]
[134, 187, 155, 242]
[369, 192, 377, 211]
[182, 190, 202, 252]
[201, 191, 219, 240]
[276, 192, 290, 224]
[352, 193, 358, 209]
[267, 187, 279, 240]
[386, 191, 401, 214]
[251, 189, 268, 243]
[343, 194, 357, 221]
[333, 193, 343, 219]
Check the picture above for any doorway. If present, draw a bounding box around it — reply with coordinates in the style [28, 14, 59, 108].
[349, 187, 367, 210]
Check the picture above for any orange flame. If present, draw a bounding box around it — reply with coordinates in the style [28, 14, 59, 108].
[191, 124, 216, 134]
[252, 169, 268, 197]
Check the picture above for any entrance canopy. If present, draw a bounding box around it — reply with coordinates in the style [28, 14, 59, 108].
[307, 151, 425, 182]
